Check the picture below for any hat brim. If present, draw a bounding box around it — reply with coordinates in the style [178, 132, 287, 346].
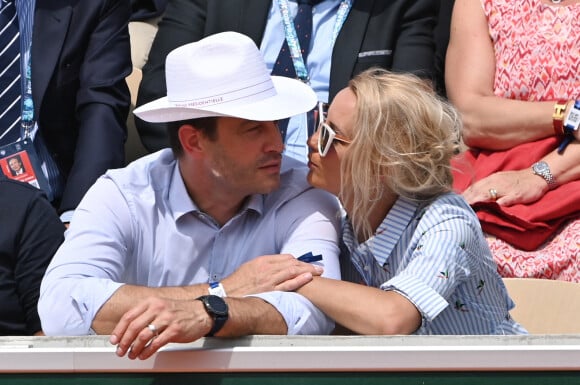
[133, 76, 317, 123]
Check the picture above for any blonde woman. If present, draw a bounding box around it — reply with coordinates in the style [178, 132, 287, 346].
[301, 69, 526, 335]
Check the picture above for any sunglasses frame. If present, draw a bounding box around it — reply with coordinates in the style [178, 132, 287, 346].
[317, 121, 352, 157]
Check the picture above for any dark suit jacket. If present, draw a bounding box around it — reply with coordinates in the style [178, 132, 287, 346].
[33, 0, 132, 213]
[136, 0, 439, 152]
[0, 178, 65, 335]
[434, 0, 454, 98]
[131, 0, 168, 21]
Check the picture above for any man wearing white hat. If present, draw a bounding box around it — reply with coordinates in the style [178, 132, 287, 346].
[38, 32, 341, 360]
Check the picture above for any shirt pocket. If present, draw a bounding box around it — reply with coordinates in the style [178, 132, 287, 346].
[354, 50, 393, 72]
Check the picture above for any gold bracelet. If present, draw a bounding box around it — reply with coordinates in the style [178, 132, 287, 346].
[553, 100, 569, 136]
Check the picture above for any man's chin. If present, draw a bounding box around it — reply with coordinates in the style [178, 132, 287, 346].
[260, 178, 281, 194]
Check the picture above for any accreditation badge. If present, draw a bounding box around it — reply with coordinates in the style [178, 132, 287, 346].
[0, 138, 50, 194]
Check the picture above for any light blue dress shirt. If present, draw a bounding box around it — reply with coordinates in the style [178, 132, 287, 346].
[39, 149, 341, 336]
[341, 193, 527, 335]
[261, 1, 340, 162]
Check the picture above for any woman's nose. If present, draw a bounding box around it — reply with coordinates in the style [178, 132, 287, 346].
[307, 130, 319, 152]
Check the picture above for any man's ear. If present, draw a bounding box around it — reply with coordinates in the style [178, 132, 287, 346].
[179, 124, 204, 156]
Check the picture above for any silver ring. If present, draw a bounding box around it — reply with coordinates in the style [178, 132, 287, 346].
[489, 188, 498, 201]
[147, 323, 159, 337]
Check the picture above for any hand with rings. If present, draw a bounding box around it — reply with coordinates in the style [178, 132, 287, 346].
[110, 296, 210, 360]
[147, 323, 159, 338]
[462, 170, 547, 207]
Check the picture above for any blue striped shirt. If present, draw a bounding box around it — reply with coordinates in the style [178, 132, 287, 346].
[341, 192, 527, 335]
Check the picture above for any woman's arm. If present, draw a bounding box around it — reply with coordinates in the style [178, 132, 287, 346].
[297, 277, 421, 335]
[446, 0, 555, 150]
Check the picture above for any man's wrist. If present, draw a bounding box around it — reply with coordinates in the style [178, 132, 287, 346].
[208, 281, 227, 297]
[192, 299, 215, 336]
[196, 295, 229, 337]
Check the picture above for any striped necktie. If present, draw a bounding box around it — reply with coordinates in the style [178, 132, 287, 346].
[0, 0, 21, 144]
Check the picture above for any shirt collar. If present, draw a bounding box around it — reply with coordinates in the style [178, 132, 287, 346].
[344, 196, 420, 267]
[245, 193, 264, 215]
[371, 197, 420, 266]
[168, 163, 265, 222]
[168, 163, 197, 221]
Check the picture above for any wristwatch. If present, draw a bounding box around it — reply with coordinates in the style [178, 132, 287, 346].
[531, 161, 558, 190]
[196, 295, 229, 337]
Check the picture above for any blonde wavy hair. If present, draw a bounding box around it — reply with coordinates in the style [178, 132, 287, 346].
[341, 68, 463, 240]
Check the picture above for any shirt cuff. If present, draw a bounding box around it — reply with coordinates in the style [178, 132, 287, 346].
[249, 291, 334, 335]
[60, 210, 74, 223]
[381, 274, 449, 322]
[67, 280, 124, 335]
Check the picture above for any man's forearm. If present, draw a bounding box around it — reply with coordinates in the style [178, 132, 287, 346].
[92, 283, 211, 334]
[217, 297, 288, 336]
[110, 295, 288, 360]
[93, 252, 322, 334]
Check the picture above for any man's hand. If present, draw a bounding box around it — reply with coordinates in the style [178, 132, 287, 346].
[110, 296, 289, 360]
[222, 254, 323, 296]
[110, 297, 210, 360]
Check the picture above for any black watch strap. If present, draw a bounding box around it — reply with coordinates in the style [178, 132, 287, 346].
[196, 295, 229, 337]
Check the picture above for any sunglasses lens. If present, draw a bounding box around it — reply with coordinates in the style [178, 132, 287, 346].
[318, 123, 330, 156]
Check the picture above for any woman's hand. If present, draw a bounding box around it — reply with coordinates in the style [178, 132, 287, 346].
[463, 169, 548, 206]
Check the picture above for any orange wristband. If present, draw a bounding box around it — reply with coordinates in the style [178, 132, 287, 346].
[553, 100, 569, 136]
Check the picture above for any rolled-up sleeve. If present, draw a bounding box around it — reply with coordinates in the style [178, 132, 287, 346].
[252, 186, 341, 335]
[38, 178, 132, 335]
[380, 208, 479, 323]
[251, 291, 335, 335]
[39, 278, 124, 335]
[382, 274, 449, 322]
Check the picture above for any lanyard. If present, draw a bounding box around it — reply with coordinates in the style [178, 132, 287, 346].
[14, 0, 35, 138]
[21, 57, 34, 138]
[276, 0, 352, 83]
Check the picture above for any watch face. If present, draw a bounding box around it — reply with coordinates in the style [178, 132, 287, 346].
[533, 161, 548, 174]
[206, 295, 229, 316]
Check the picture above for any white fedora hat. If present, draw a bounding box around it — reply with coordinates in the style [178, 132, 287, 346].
[133, 31, 317, 123]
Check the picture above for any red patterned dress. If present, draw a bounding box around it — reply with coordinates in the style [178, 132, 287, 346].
[482, 0, 580, 281]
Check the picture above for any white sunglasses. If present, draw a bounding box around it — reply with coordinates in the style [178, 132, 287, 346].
[317, 102, 352, 157]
